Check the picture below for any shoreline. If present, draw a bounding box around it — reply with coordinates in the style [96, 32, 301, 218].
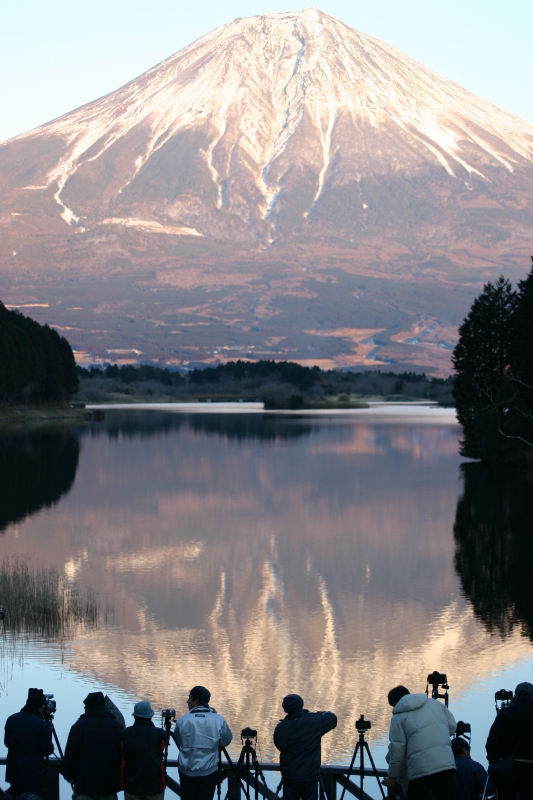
[0, 405, 103, 425]
[86, 400, 459, 423]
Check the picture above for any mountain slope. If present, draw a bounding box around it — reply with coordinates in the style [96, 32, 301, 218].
[1, 8, 533, 372]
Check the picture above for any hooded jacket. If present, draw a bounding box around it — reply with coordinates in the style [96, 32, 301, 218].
[173, 706, 232, 777]
[4, 706, 54, 796]
[63, 709, 125, 795]
[387, 694, 456, 781]
[273, 709, 337, 781]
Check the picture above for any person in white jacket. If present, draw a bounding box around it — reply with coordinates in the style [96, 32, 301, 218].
[172, 686, 232, 800]
[384, 685, 456, 800]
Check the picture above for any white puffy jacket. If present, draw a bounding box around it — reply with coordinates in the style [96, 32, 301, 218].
[387, 694, 456, 781]
[173, 706, 233, 776]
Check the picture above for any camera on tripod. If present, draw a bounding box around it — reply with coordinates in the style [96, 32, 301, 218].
[161, 708, 175, 732]
[495, 689, 513, 713]
[426, 671, 449, 707]
[355, 715, 371, 733]
[455, 720, 471, 737]
[453, 720, 471, 747]
[42, 694, 57, 722]
[241, 727, 257, 743]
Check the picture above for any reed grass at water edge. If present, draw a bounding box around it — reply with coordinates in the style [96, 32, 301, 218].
[0, 557, 99, 637]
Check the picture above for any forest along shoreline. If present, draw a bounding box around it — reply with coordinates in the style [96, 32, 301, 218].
[75, 361, 455, 410]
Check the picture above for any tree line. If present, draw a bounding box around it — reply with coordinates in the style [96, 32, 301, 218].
[452, 258, 533, 463]
[0, 302, 78, 403]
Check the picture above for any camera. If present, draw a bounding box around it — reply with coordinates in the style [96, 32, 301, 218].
[425, 671, 449, 707]
[241, 727, 258, 741]
[162, 708, 175, 720]
[42, 694, 56, 722]
[355, 714, 371, 733]
[495, 689, 513, 713]
[427, 671, 447, 687]
[455, 721, 471, 737]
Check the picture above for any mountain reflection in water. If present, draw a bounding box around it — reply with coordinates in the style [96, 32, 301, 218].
[454, 463, 533, 641]
[0, 411, 531, 764]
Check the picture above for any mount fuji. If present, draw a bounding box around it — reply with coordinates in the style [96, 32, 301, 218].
[1, 9, 533, 372]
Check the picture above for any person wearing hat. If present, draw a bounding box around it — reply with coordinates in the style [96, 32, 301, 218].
[273, 694, 337, 800]
[120, 701, 167, 800]
[451, 737, 494, 800]
[63, 691, 125, 800]
[172, 686, 232, 800]
[4, 688, 54, 799]
[486, 681, 533, 800]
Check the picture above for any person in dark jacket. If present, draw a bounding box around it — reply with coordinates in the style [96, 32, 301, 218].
[120, 700, 167, 800]
[273, 694, 337, 800]
[486, 681, 533, 800]
[4, 687, 54, 799]
[451, 738, 494, 800]
[63, 691, 125, 800]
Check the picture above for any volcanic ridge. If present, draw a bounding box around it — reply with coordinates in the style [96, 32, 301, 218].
[1, 8, 533, 373]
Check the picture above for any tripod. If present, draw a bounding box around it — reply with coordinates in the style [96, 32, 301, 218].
[43, 711, 64, 761]
[339, 717, 385, 800]
[161, 712, 176, 768]
[223, 729, 272, 800]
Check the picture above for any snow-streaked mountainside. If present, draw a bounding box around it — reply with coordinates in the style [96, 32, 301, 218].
[5, 6, 533, 236]
[1, 8, 533, 373]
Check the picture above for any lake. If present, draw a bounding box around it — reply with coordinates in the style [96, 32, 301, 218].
[0, 405, 532, 794]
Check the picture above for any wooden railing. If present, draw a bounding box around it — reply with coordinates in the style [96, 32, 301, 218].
[0, 756, 389, 800]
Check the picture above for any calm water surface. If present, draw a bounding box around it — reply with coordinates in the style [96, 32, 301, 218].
[0, 407, 532, 785]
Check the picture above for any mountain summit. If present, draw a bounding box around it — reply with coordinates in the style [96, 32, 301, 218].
[1, 10, 533, 371]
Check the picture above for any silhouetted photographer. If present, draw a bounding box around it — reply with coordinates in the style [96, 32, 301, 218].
[486, 681, 533, 800]
[4, 688, 54, 799]
[273, 694, 337, 800]
[63, 691, 125, 800]
[120, 701, 167, 800]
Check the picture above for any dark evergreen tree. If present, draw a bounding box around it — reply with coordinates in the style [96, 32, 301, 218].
[0, 302, 79, 403]
[452, 276, 517, 460]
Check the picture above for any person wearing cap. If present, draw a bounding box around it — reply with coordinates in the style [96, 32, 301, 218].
[486, 681, 533, 800]
[172, 686, 232, 800]
[120, 701, 167, 800]
[4, 687, 54, 799]
[63, 691, 125, 800]
[273, 694, 337, 800]
[451, 737, 494, 800]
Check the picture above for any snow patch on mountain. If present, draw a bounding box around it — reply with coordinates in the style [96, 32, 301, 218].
[9, 7, 533, 229]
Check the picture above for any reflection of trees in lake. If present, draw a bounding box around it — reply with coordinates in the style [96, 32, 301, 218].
[0, 428, 79, 532]
[453, 463, 533, 640]
[86, 412, 316, 442]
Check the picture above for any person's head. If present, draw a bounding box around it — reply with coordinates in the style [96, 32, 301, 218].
[282, 694, 304, 715]
[26, 688, 46, 714]
[133, 700, 155, 720]
[451, 737, 470, 758]
[387, 686, 410, 707]
[515, 682, 533, 700]
[83, 691, 106, 712]
[187, 686, 211, 710]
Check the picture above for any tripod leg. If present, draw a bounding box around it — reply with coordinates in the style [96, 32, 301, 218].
[339, 742, 360, 800]
[51, 723, 64, 762]
[251, 748, 273, 800]
[223, 749, 247, 800]
[218, 747, 222, 800]
[363, 741, 385, 800]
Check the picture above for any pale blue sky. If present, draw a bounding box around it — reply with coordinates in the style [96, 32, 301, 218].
[1, 0, 532, 143]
